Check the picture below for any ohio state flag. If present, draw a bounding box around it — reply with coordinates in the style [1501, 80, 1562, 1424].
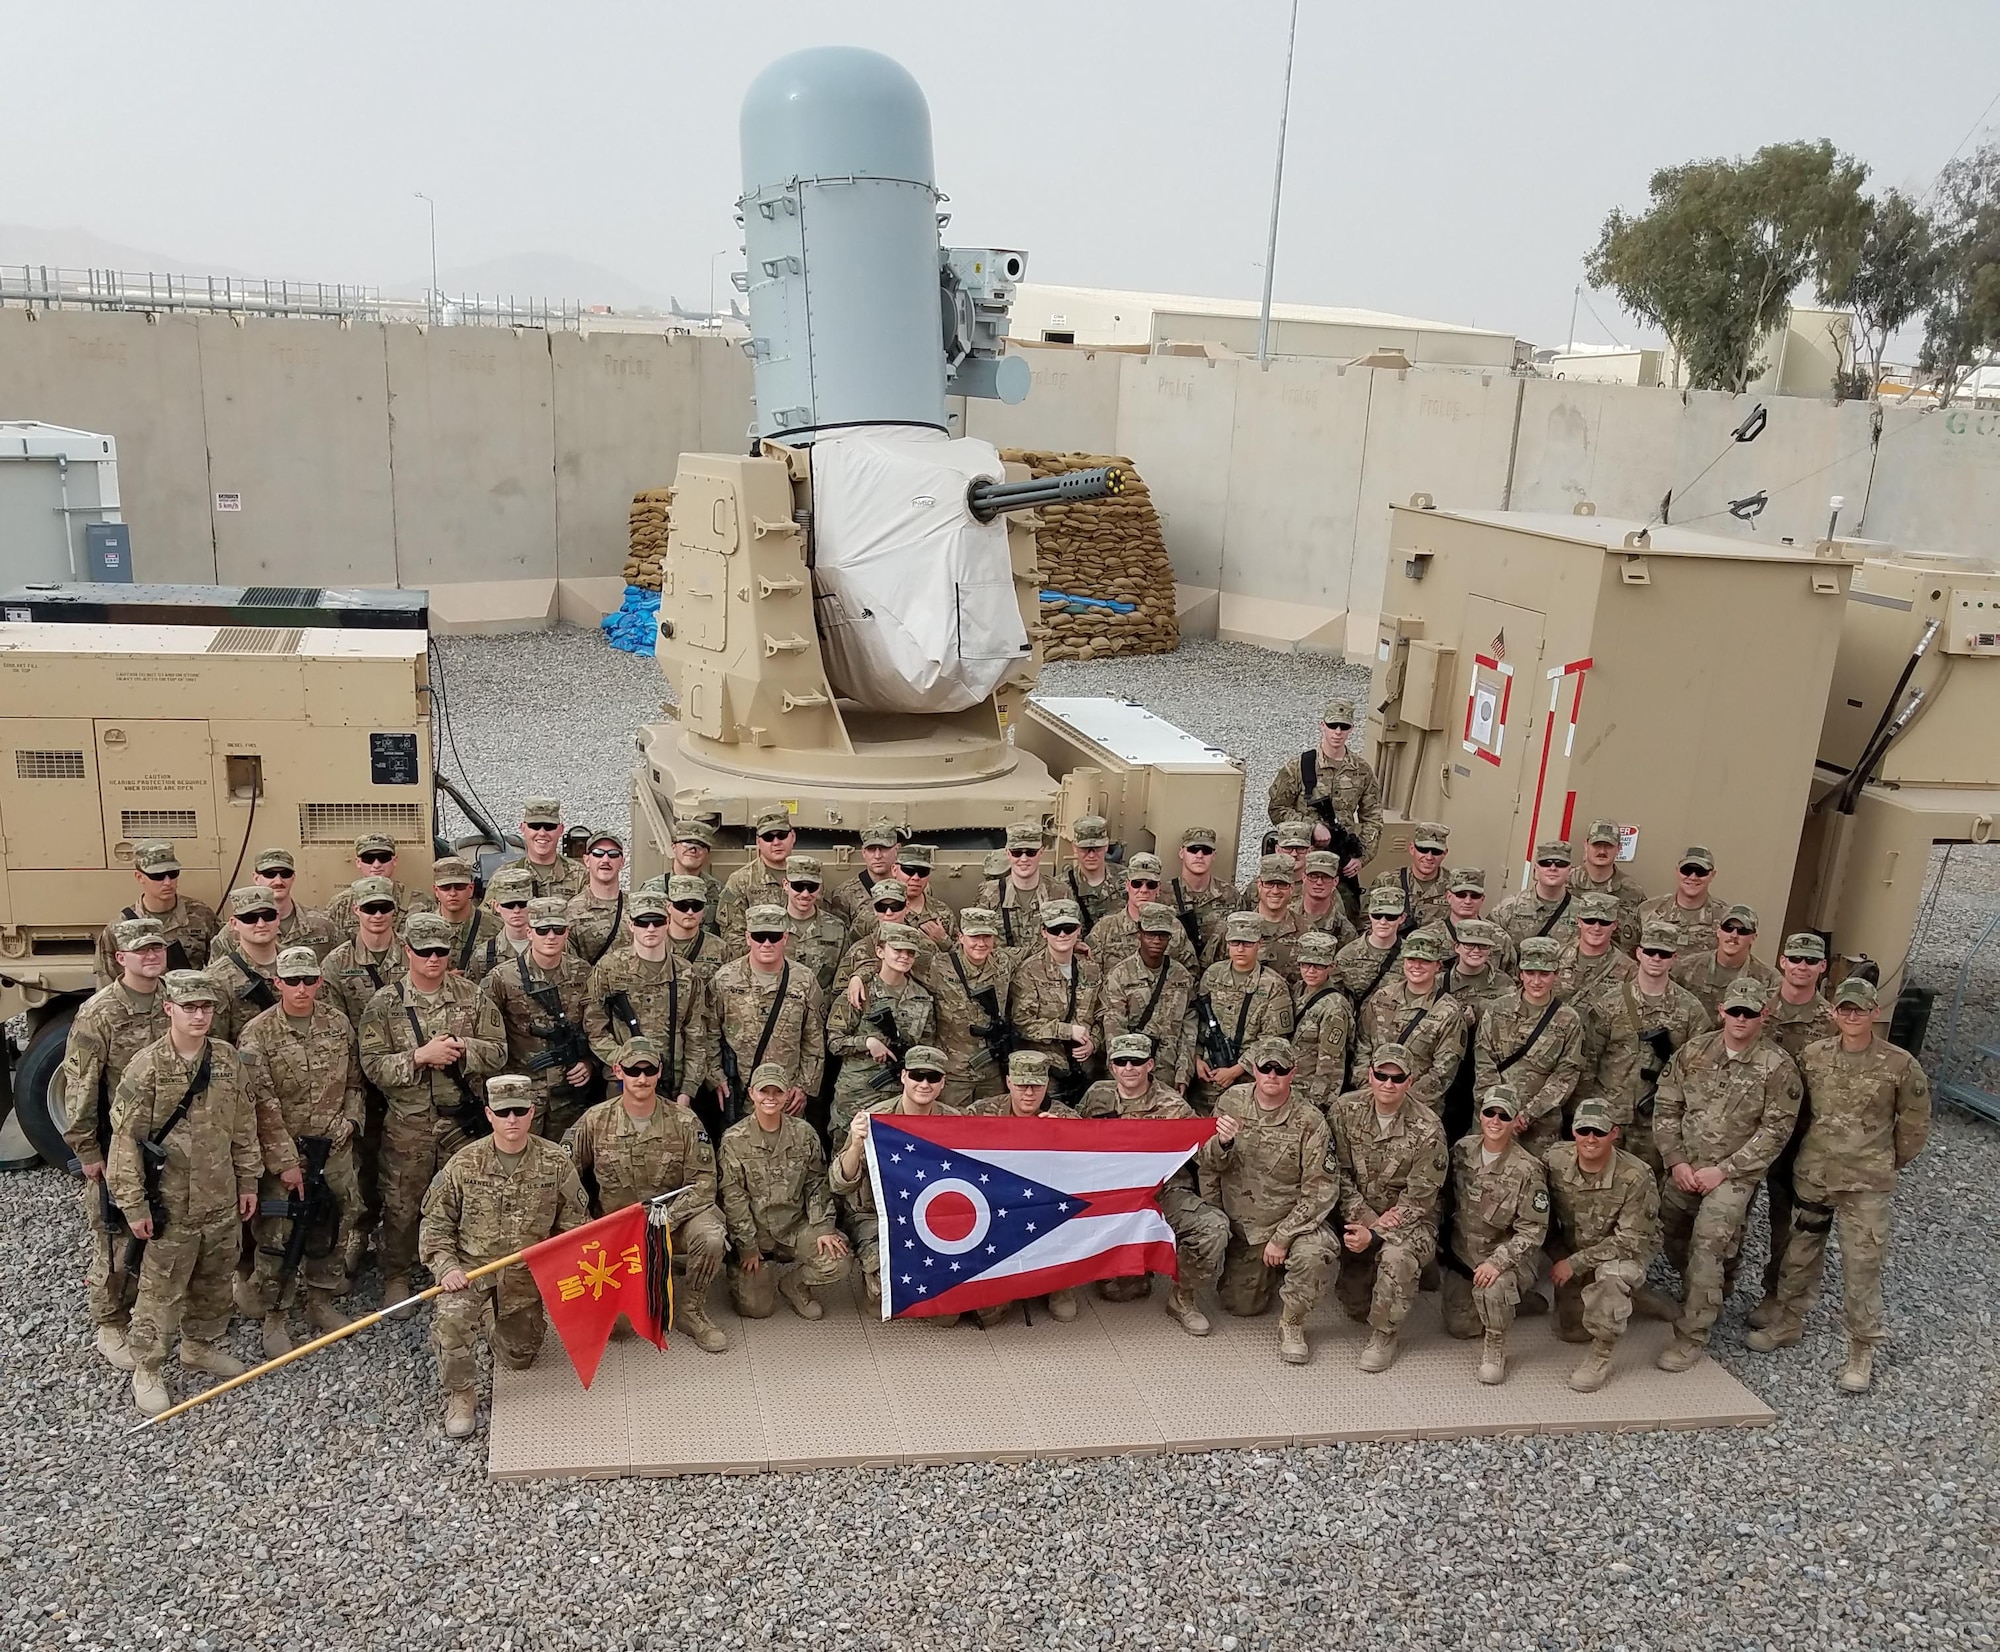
[864, 1114, 1214, 1319]
[522, 1202, 673, 1387]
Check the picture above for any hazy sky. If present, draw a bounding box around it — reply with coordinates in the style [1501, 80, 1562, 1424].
[7, 0, 1996, 345]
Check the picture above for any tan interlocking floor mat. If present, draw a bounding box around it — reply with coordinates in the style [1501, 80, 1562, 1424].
[488, 1277, 1774, 1479]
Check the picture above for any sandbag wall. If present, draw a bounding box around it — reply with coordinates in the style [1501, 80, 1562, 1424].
[999, 450, 1180, 661]
[624, 488, 673, 590]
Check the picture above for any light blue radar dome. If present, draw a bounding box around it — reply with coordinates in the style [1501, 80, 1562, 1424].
[739, 46, 935, 193]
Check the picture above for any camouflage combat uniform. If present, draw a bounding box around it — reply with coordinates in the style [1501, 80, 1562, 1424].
[1188, 961, 1293, 1111]
[1587, 976, 1708, 1167]
[437, 907, 507, 979]
[1634, 893, 1729, 959]
[238, 999, 367, 1307]
[60, 981, 168, 1328]
[1198, 1083, 1339, 1322]
[1266, 748, 1382, 858]
[563, 890, 629, 967]
[826, 969, 938, 1140]
[1489, 888, 1579, 948]
[718, 861, 790, 940]
[201, 947, 281, 1047]
[583, 949, 712, 1099]
[672, 927, 727, 996]
[1289, 983, 1355, 1113]
[1443, 960, 1515, 1019]
[1546, 1141, 1660, 1345]
[1354, 978, 1469, 1116]
[323, 882, 436, 944]
[107, 1036, 262, 1375]
[1672, 950, 1783, 1028]
[1558, 943, 1635, 1003]
[1087, 910, 1199, 976]
[1654, 1032, 1802, 1348]
[1163, 875, 1237, 962]
[562, 1098, 727, 1308]
[1333, 936, 1404, 1005]
[499, 855, 587, 906]
[975, 872, 1058, 952]
[419, 1135, 588, 1394]
[929, 945, 1018, 1108]
[319, 937, 408, 1031]
[274, 904, 338, 960]
[1757, 991, 1837, 1302]
[786, 910, 852, 995]
[1440, 1135, 1550, 1337]
[1006, 950, 1103, 1106]
[1098, 954, 1197, 1094]
[1329, 1091, 1448, 1333]
[462, 925, 531, 985]
[93, 896, 220, 980]
[356, 977, 507, 1281]
[1471, 990, 1587, 1155]
[718, 1112, 850, 1316]
[482, 949, 599, 1138]
[707, 959, 826, 1108]
[1370, 867, 1451, 934]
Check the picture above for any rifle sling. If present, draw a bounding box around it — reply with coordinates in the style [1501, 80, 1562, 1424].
[1495, 997, 1563, 1074]
[1232, 986, 1254, 1052]
[1396, 1004, 1432, 1048]
[145, 1040, 215, 1161]
[586, 893, 624, 966]
[1134, 959, 1174, 1033]
[1296, 984, 1339, 1028]
[750, 961, 791, 1074]
[1534, 891, 1573, 939]
[1357, 940, 1402, 1006]
[1171, 880, 1205, 959]
[407, 1003, 480, 1108]
[455, 914, 482, 975]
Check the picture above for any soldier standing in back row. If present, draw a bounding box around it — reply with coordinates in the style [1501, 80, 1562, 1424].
[1569, 820, 1647, 951]
[1672, 903, 1783, 1028]
[429, 857, 504, 977]
[63, 916, 171, 1372]
[1088, 856, 1199, 975]
[108, 971, 263, 1417]
[978, 823, 1058, 951]
[779, 857, 850, 994]
[1491, 841, 1580, 947]
[1166, 826, 1238, 962]
[719, 807, 798, 938]
[321, 833, 437, 943]
[1061, 815, 1120, 932]
[563, 830, 630, 967]
[824, 818, 902, 925]
[1636, 845, 1729, 958]
[1266, 697, 1382, 921]
[506, 798, 588, 905]
[481, 898, 599, 1139]
[1370, 822, 1452, 935]
[93, 840, 220, 980]
[252, 848, 337, 959]
[319, 876, 409, 1259]
[202, 886, 285, 1045]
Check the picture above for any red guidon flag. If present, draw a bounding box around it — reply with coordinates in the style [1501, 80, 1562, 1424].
[522, 1202, 674, 1387]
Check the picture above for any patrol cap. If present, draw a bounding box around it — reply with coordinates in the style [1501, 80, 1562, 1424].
[1447, 865, 1486, 894]
[895, 843, 935, 870]
[785, 854, 823, 886]
[744, 904, 792, 935]
[1224, 911, 1267, 944]
[162, 969, 221, 1006]
[1136, 902, 1178, 935]
[1005, 822, 1045, 850]
[1127, 852, 1165, 880]
[1257, 854, 1296, 885]
[1366, 885, 1407, 918]
[1586, 819, 1622, 846]
[1247, 1036, 1296, 1071]
[584, 829, 624, 852]
[353, 832, 396, 857]
[488, 866, 534, 901]
[1479, 1084, 1521, 1120]
[1638, 919, 1681, 952]
[1832, 975, 1878, 1009]
[522, 798, 564, 827]
[869, 878, 909, 907]
[859, 818, 901, 848]
[350, 875, 399, 906]
[1517, 936, 1563, 972]
[1455, 918, 1502, 948]
[1106, 1033, 1154, 1063]
[982, 850, 1010, 878]
[1180, 824, 1218, 849]
[525, 898, 572, 931]
[671, 817, 716, 848]
[479, 1075, 531, 1110]
[430, 855, 476, 887]
[1533, 840, 1574, 865]
[958, 907, 1000, 937]
[1720, 903, 1759, 932]
[1782, 931, 1828, 961]
[1401, 926, 1451, 962]
[1007, 1049, 1052, 1082]
[1322, 697, 1356, 726]
[1071, 815, 1110, 848]
[1041, 898, 1084, 929]
[876, 922, 920, 953]
[1370, 1042, 1414, 1073]
[665, 874, 708, 905]
[749, 1063, 791, 1093]
[1297, 930, 1340, 966]
[616, 1036, 663, 1069]
[903, 1046, 948, 1077]
[133, 841, 182, 875]
[1302, 851, 1341, 878]
[1412, 822, 1451, 853]
[1575, 892, 1620, 924]
[1679, 845, 1716, 872]
[1571, 1097, 1615, 1134]
[112, 916, 168, 952]
[628, 888, 669, 918]
[403, 912, 457, 948]
[1272, 820, 1314, 850]
[753, 806, 794, 836]
[275, 945, 322, 978]
[1720, 976, 1770, 1013]
[253, 847, 296, 875]
[229, 886, 280, 920]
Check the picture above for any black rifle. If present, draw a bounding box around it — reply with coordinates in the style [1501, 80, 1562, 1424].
[228, 952, 277, 1015]
[1638, 1026, 1678, 1100]
[1192, 994, 1237, 1073]
[946, 949, 1014, 1074]
[860, 1001, 909, 1092]
[721, 961, 792, 1116]
[1299, 749, 1368, 893]
[604, 989, 641, 1042]
[119, 904, 192, 974]
[134, 1042, 216, 1256]
[256, 1134, 340, 1286]
[79, 1061, 144, 1276]
[1170, 880, 1206, 961]
[518, 955, 596, 1094]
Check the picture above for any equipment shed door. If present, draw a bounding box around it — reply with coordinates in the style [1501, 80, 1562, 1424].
[1454, 595, 1545, 889]
[94, 719, 218, 870]
[0, 718, 105, 870]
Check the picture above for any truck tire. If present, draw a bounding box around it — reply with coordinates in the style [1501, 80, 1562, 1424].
[11, 1008, 79, 1173]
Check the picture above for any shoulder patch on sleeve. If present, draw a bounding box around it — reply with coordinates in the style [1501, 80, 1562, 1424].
[1532, 1188, 1549, 1212]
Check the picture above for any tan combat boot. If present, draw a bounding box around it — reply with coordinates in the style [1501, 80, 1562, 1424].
[131, 1367, 170, 1417]
[1166, 1283, 1211, 1337]
[178, 1339, 248, 1379]
[1045, 1289, 1079, 1323]
[1838, 1343, 1875, 1394]
[777, 1267, 823, 1321]
[260, 1313, 293, 1360]
[1278, 1316, 1310, 1365]
[1477, 1329, 1508, 1386]
[1358, 1329, 1398, 1373]
[443, 1389, 478, 1439]
[1568, 1340, 1615, 1393]
[1743, 1314, 1803, 1354]
[1746, 1294, 1784, 1330]
[677, 1302, 729, 1354]
[974, 1302, 1013, 1330]
[381, 1274, 417, 1322]
[1654, 1336, 1701, 1373]
[305, 1288, 351, 1335]
[862, 1266, 881, 1311]
[94, 1324, 136, 1372]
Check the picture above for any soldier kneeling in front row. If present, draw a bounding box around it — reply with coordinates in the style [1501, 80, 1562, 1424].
[1439, 1083, 1549, 1386]
[1546, 1097, 1661, 1393]
[719, 1063, 852, 1319]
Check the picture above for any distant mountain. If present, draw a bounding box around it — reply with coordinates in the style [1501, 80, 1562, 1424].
[392, 252, 668, 310]
[0, 223, 254, 279]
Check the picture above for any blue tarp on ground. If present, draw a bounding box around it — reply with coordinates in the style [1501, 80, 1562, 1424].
[602, 585, 661, 655]
[1040, 589, 1137, 614]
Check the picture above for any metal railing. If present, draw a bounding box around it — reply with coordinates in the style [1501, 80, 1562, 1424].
[1934, 905, 2000, 1123]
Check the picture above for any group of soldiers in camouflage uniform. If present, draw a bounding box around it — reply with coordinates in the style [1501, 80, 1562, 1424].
[66, 700, 1931, 1431]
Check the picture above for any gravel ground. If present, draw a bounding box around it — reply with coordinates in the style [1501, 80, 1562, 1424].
[3, 627, 1994, 1652]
